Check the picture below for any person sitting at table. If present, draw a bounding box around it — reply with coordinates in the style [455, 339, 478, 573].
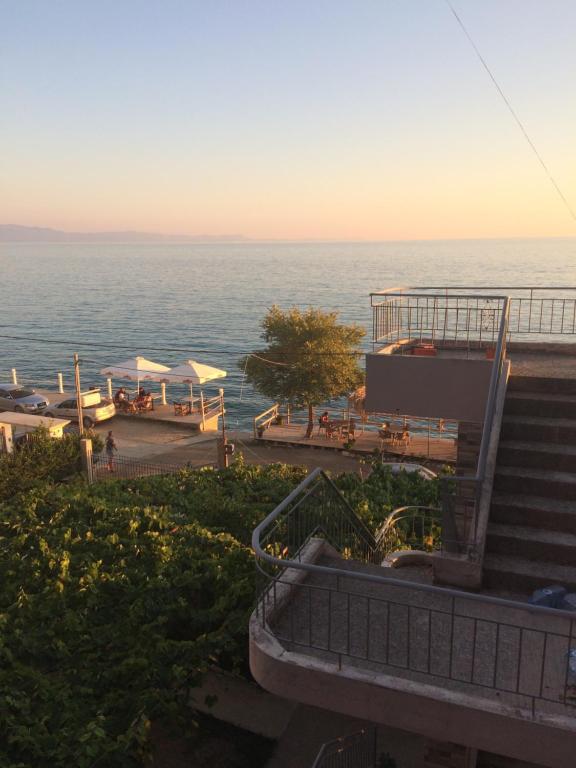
[318, 411, 330, 435]
[114, 387, 129, 410]
[135, 388, 152, 412]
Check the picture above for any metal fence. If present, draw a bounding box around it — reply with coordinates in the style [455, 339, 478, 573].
[253, 469, 576, 721]
[91, 453, 213, 481]
[371, 286, 576, 347]
[311, 728, 378, 768]
[371, 291, 507, 350]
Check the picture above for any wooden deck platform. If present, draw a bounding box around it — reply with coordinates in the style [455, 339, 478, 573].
[257, 423, 456, 463]
[36, 390, 220, 432]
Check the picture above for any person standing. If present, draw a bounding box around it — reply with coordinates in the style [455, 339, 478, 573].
[105, 430, 117, 472]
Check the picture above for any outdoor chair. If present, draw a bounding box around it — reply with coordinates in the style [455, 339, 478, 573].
[390, 430, 410, 448]
[378, 426, 391, 449]
[340, 420, 356, 441]
[173, 401, 191, 416]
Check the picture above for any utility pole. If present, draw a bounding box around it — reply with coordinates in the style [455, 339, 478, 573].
[220, 388, 227, 444]
[74, 353, 84, 436]
[217, 387, 230, 469]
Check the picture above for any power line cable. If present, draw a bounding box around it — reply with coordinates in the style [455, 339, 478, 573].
[445, 0, 576, 222]
[0, 330, 365, 358]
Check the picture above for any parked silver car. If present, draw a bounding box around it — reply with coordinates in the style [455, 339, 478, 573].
[43, 396, 116, 429]
[0, 385, 49, 413]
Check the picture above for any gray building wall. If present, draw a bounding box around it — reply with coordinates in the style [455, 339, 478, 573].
[365, 354, 493, 422]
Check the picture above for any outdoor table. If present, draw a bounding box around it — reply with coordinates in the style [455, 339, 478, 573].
[327, 419, 348, 438]
[178, 396, 201, 413]
[173, 401, 192, 416]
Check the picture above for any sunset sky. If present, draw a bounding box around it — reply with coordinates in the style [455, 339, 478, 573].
[1, 0, 575, 240]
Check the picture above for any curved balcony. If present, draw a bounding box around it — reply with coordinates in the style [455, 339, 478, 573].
[250, 469, 576, 768]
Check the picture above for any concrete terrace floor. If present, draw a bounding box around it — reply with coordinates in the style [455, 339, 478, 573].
[268, 554, 576, 729]
[430, 346, 576, 379]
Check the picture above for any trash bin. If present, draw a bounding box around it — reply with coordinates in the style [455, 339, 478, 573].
[528, 585, 567, 608]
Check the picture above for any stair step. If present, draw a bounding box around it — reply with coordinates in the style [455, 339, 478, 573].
[497, 439, 576, 472]
[483, 553, 576, 594]
[501, 414, 576, 444]
[491, 493, 576, 534]
[486, 522, 576, 565]
[504, 391, 576, 419]
[508, 375, 576, 396]
[494, 466, 576, 500]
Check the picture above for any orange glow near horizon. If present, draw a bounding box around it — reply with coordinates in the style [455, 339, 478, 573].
[2, 1, 575, 241]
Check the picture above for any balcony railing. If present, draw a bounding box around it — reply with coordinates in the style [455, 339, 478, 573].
[369, 288, 513, 559]
[253, 469, 576, 724]
[371, 286, 576, 347]
[311, 727, 378, 768]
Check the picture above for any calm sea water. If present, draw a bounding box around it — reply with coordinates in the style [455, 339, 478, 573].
[1, 239, 575, 429]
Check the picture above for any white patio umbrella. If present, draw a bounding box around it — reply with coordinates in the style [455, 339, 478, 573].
[166, 359, 227, 401]
[100, 356, 171, 394]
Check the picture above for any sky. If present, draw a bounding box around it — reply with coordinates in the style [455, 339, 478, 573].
[1, 0, 575, 240]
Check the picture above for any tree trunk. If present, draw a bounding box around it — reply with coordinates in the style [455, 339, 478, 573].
[306, 403, 314, 438]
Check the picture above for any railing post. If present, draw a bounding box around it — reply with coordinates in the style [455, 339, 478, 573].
[57, 372, 64, 394]
[440, 477, 459, 554]
[160, 382, 167, 406]
[11, 368, 17, 385]
[107, 377, 113, 400]
[200, 391, 206, 431]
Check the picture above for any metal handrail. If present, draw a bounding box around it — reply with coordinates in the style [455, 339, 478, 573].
[375, 504, 442, 551]
[252, 469, 576, 621]
[254, 467, 378, 558]
[252, 470, 576, 718]
[369, 288, 511, 549]
[311, 727, 378, 768]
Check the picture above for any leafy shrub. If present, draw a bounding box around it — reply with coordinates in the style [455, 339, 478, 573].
[0, 428, 86, 499]
[0, 490, 254, 767]
[0, 442, 444, 766]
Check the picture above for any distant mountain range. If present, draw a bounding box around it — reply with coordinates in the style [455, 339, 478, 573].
[0, 225, 248, 243]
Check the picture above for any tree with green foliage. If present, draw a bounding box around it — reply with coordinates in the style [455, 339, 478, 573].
[240, 306, 365, 437]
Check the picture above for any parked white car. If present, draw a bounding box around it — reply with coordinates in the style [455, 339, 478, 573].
[0, 384, 49, 413]
[43, 392, 116, 429]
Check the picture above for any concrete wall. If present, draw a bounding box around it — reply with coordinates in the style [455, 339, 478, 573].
[250, 622, 575, 768]
[365, 354, 493, 422]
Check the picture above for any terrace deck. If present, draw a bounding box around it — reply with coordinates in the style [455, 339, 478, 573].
[257, 423, 456, 463]
[35, 389, 219, 431]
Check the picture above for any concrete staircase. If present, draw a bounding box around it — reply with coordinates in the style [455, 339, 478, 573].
[484, 375, 576, 594]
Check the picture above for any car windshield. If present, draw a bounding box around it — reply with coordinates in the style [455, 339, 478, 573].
[11, 389, 35, 399]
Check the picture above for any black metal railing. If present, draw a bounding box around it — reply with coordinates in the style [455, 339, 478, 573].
[253, 470, 576, 722]
[371, 286, 576, 346]
[91, 453, 214, 481]
[375, 505, 443, 554]
[311, 728, 378, 768]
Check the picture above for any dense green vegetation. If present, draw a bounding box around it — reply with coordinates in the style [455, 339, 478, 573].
[0, 434, 440, 767]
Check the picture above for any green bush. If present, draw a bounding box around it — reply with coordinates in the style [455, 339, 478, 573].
[0, 427, 104, 499]
[0, 491, 254, 767]
[0, 441, 444, 766]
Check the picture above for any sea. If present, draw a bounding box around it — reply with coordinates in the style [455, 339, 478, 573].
[1, 238, 575, 430]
